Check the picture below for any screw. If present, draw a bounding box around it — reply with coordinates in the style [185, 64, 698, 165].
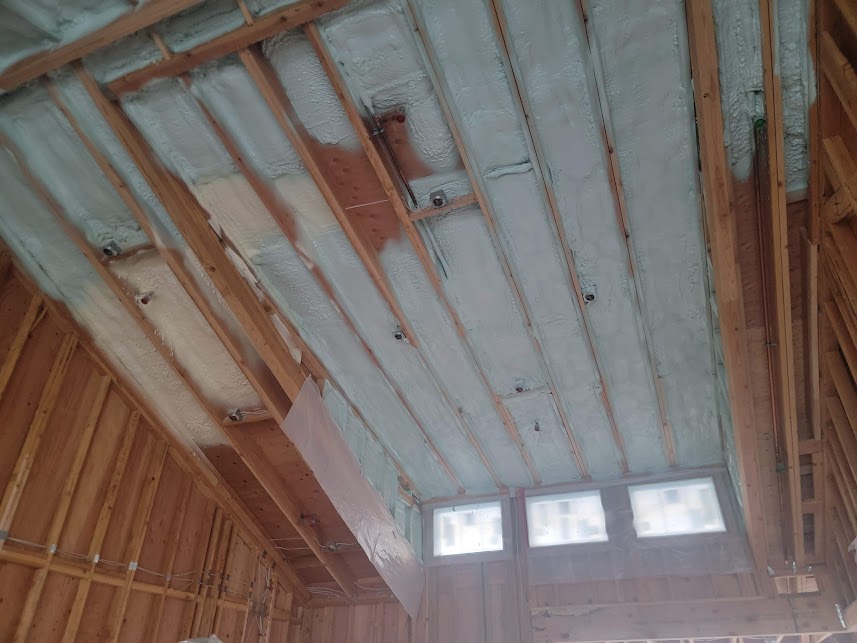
[227, 408, 243, 422]
[102, 241, 122, 258]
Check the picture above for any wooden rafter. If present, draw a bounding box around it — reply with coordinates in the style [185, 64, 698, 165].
[106, 0, 351, 95]
[573, 0, 679, 468]
[305, 21, 547, 484]
[685, 0, 770, 576]
[0, 0, 203, 91]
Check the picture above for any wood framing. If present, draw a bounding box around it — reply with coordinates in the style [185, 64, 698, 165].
[0, 264, 306, 641]
[106, 0, 351, 95]
[0, 0, 203, 91]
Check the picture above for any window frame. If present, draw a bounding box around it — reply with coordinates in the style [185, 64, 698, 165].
[628, 476, 727, 539]
[525, 489, 608, 548]
[423, 495, 512, 566]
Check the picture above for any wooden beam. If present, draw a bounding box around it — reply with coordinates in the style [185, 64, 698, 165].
[12, 374, 111, 643]
[106, 441, 168, 643]
[304, 21, 544, 483]
[0, 294, 45, 402]
[61, 410, 141, 643]
[0, 0, 203, 91]
[531, 596, 842, 643]
[685, 0, 769, 576]
[107, 0, 350, 95]
[76, 64, 308, 403]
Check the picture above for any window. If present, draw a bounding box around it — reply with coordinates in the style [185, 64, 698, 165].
[433, 501, 503, 556]
[526, 490, 608, 547]
[629, 477, 726, 537]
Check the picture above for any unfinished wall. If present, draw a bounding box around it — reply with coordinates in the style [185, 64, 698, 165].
[0, 261, 301, 642]
[816, 0, 857, 606]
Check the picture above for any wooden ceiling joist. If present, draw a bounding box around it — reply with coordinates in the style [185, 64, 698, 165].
[304, 21, 545, 484]
[237, 47, 503, 490]
[106, 0, 350, 96]
[183, 72, 469, 494]
[393, 6, 593, 478]
[74, 66, 361, 598]
[685, 0, 770, 576]
[0, 0, 204, 92]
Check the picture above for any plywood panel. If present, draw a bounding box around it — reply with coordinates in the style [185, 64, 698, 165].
[0, 562, 34, 639]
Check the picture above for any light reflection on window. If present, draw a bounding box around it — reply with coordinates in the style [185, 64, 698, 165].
[629, 477, 725, 537]
[433, 501, 503, 556]
[526, 491, 608, 547]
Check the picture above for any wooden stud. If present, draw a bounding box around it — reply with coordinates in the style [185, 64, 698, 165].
[106, 441, 168, 643]
[61, 410, 141, 643]
[187, 508, 225, 638]
[0, 334, 77, 552]
[685, 0, 770, 578]
[106, 0, 351, 95]
[236, 0, 254, 25]
[0, 295, 45, 403]
[306, 21, 547, 483]
[0, 0, 203, 91]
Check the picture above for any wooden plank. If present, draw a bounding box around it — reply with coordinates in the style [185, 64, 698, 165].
[77, 64, 308, 403]
[821, 32, 857, 135]
[0, 295, 45, 403]
[685, 0, 769, 576]
[0, 335, 77, 551]
[0, 0, 204, 91]
[305, 22, 546, 483]
[107, 0, 350, 95]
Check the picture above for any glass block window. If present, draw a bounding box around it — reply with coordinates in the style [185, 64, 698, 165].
[629, 477, 726, 537]
[526, 491, 608, 547]
[433, 501, 503, 556]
